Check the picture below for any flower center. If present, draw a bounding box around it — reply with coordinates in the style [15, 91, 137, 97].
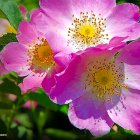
[68, 11, 108, 50]
[84, 58, 128, 101]
[27, 38, 55, 74]
[78, 24, 96, 38]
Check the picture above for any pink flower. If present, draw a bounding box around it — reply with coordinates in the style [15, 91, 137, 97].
[38, 0, 140, 53]
[23, 101, 38, 109]
[42, 40, 140, 136]
[0, 18, 17, 37]
[1, 18, 70, 92]
[7, 94, 37, 109]
[19, 5, 27, 19]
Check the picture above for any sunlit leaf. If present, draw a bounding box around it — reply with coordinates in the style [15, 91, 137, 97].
[0, 0, 22, 29]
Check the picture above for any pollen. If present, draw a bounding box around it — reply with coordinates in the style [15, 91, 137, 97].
[27, 38, 55, 74]
[84, 57, 128, 102]
[67, 11, 108, 50]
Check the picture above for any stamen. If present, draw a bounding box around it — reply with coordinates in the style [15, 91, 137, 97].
[68, 11, 108, 50]
[27, 38, 55, 74]
[83, 57, 128, 102]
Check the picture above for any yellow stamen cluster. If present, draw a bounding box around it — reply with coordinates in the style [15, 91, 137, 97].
[83, 58, 128, 102]
[27, 38, 55, 74]
[68, 11, 108, 50]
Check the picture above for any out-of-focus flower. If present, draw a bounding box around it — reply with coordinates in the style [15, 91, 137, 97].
[19, 5, 27, 19]
[38, 0, 140, 53]
[8, 94, 37, 109]
[23, 101, 38, 109]
[42, 40, 140, 136]
[0, 5, 27, 38]
[0, 18, 16, 37]
[0, 5, 28, 76]
[0, 19, 71, 92]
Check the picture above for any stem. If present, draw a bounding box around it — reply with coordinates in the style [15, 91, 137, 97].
[7, 104, 17, 137]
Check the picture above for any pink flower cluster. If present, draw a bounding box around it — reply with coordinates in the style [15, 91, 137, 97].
[1, 0, 140, 136]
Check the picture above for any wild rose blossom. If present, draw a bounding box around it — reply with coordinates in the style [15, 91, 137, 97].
[0, 5, 27, 38]
[0, 5, 27, 76]
[19, 5, 27, 19]
[0, 18, 17, 75]
[42, 40, 140, 136]
[38, 0, 140, 53]
[0, 19, 70, 92]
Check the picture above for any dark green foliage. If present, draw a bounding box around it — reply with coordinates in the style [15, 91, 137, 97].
[0, 33, 17, 51]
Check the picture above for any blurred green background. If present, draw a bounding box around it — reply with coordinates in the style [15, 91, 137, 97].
[0, 0, 140, 140]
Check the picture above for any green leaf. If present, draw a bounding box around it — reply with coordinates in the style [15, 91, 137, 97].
[37, 111, 47, 129]
[4, 72, 24, 84]
[0, 0, 22, 29]
[59, 105, 68, 115]
[118, 125, 135, 135]
[0, 9, 6, 19]
[0, 78, 21, 96]
[15, 114, 33, 129]
[24, 89, 58, 110]
[17, 0, 39, 11]
[10, 122, 33, 140]
[18, 126, 27, 138]
[116, 0, 126, 4]
[0, 33, 17, 51]
[45, 128, 77, 140]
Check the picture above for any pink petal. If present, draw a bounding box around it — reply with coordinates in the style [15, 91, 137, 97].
[78, 0, 116, 17]
[30, 9, 72, 53]
[0, 58, 8, 75]
[30, 9, 54, 35]
[68, 93, 113, 136]
[40, 0, 72, 22]
[45, 45, 122, 104]
[127, 23, 140, 40]
[17, 21, 38, 45]
[47, 54, 87, 104]
[1, 42, 30, 76]
[45, 31, 74, 54]
[23, 101, 38, 109]
[19, 73, 45, 92]
[42, 53, 71, 93]
[118, 40, 140, 90]
[106, 3, 140, 40]
[40, 0, 115, 18]
[42, 72, 56, 94]
[97, 37, 127, 50]
[107, 88, 140, 134]
[54, 53, 72, 70]
[19, 5, 27, 18]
